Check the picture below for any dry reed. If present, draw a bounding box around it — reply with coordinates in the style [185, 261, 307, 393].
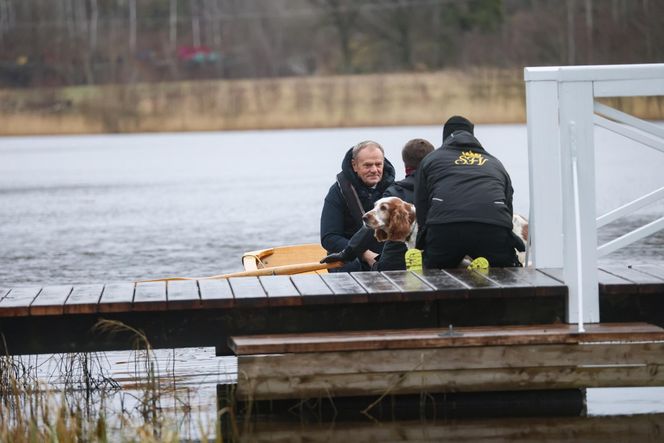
[0, 321, 225, 442]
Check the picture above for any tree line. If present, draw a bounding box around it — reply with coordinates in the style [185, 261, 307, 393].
[0, 0, 661, 88]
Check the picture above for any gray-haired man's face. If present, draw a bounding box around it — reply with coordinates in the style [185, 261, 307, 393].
[352, 146, 384, 187]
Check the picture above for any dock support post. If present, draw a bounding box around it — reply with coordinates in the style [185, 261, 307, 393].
[558, 80, 600, 324]
[525, 69, 564, 268]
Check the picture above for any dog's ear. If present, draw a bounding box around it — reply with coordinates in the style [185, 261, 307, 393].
[375, 228, 388, 242]
[387, 202, 411, 241]
[406, 202, 416, 225]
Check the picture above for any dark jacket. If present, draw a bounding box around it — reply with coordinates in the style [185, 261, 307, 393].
[383, 174, 415, 203]
[320, 148, 395, 254]
[415, 131, 514, 235]
[372, 241, 408, 271]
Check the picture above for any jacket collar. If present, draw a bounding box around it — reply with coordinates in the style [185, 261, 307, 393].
[442, 130, 485, 151]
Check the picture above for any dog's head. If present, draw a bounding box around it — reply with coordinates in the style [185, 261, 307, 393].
[362, 197, 416, 242]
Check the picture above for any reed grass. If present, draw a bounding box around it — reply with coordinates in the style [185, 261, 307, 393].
[1, 69, 528, 135]
[0, 321, 226, 442]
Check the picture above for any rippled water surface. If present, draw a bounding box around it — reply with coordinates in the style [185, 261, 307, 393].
[1, 125, 663, 439]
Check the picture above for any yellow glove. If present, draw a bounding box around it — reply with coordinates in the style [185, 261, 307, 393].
[405, 249, 423, 271]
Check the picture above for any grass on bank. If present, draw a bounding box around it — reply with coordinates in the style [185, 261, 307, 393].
[0, 321, 224, 442]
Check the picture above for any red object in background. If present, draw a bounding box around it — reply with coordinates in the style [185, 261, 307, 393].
[177, 46, 212, 62]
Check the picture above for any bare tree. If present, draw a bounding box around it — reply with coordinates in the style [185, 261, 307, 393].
[90, 0, 98, 51]
[0, 0, 16, 43]
[191, 0, 201, 47]
[566, 0, 575, 65]
[361, 0, 417, 70]
[311, 0, 360, 73]
[170, 0, 178, 51]
[584, 0, 593, 63]
[205, 0, 224, 76]
[129, 0, 136, 53]
[1, 0, 663, 88]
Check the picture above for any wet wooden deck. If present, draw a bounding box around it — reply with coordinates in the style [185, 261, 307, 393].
[1, 265, 663, 355]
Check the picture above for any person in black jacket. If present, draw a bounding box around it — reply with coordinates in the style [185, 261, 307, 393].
[321, 138, 433, 270]
[415, 116, 520, 268]
[320, 140, 395, 271]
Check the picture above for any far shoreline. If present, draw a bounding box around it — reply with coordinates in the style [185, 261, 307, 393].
[1, 69, 662, 136]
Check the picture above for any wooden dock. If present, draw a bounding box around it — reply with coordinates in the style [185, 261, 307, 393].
[236, 414, 664, 442]
[1, 265, 663, 355]
[229, 322, 664, 401]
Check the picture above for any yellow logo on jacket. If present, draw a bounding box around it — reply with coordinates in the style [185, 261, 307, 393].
[454, 151, 487, 166]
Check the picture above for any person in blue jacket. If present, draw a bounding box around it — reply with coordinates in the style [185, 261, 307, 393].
[320, 140, 395, 271]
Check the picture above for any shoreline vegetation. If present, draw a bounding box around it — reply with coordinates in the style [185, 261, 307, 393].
[2, 69, 662, 136]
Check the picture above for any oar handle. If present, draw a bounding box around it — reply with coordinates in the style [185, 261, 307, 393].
[137, 261, 343, 283]
[203, 261, 343, 279]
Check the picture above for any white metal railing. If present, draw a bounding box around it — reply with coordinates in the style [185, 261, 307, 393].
[524, 63, 664, 326]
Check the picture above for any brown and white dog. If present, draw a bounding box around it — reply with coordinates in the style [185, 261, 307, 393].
[362, 197, 417, 249]
[363, 196, 529, 266]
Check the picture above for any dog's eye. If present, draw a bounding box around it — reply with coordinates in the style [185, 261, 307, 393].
[380, 204, 387, 210]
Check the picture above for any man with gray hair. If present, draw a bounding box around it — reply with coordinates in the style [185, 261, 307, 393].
[320, 140, 396, 271]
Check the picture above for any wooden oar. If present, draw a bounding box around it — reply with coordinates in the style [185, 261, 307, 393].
[137, 261, 343, 283]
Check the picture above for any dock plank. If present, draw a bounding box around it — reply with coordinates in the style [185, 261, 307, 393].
[290, 274, 335, 304]
[320, 273, 368, 304]
[601, 266, 664, 294]
[237, 364, 664, 401]
[415, 269, 468, 298]
[98, 283, 135, 313]
[229, 323, 664, 355]
[505, 268, 567, 296]
[538, 268, 564, 282]
[382, 271, 434, 301]
[198, 279, 234, 309]
[351, 272, 401, 302]
[598, 269, 637, 295]
[482, 268, 532, 297]
[0, 287, 42, 317]
[228, 277, 268, 307]
[64, 284, 104, 314]
[230, 322, 664, 355]
[631, 265, 664, 281]
[239, 342, 664, 378]
[444, 269, 501, 297]
[167, 280, 201, 310]
[30, 285, 72, 316]
[258, 276, 301, 307]
[133, 281, 167, 311]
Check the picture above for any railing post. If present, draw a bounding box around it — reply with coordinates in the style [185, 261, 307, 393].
[525, 68, 563, 267]
[558, 80, 600, 324]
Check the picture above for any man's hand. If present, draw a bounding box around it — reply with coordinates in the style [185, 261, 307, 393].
[361, 250, 379, 267]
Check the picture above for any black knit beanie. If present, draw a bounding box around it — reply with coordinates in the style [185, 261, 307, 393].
[442, 115, 474, 142]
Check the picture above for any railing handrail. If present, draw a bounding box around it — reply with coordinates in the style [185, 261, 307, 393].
[525, 63, 664, 82]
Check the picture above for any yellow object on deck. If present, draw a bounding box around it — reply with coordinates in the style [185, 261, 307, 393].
[467, 256, 490, 273]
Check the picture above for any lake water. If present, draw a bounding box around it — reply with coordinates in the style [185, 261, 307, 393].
[1, 125, 663, 438]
